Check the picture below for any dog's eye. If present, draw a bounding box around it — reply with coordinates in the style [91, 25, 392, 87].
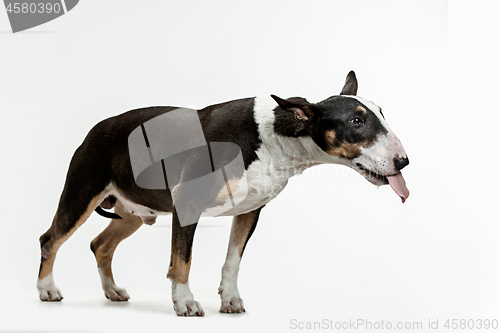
[350, 117, 364, 126]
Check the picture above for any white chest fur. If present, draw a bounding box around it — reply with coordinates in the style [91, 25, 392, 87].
[213, 96, 343, 217]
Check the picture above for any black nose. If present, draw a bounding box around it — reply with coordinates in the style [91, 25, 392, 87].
[393, 155, 410, 172]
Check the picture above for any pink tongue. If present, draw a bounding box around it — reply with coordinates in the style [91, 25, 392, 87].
[386, 172, 410, 203]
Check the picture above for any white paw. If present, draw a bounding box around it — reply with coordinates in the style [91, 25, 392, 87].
[99, 269, 130, 301]
[174, 299, 205, 317]
[171, 282, 204, 316]
[104, 284, 130, 301]
[220, 296, 245, 313]
[37, 273, 63, 301]
[218, 283, 245, 313]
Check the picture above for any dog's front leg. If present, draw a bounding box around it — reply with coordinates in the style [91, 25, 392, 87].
[167, 210, 204, 316]
[219, 207, 263, 313]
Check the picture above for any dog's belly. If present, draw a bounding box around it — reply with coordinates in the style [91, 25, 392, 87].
[103, 184, 166, 219]
[104, 154, 292, 220]
[106, 175, 285, 221]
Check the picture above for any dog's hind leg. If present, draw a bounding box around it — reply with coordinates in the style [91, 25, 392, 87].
[38, 191, 104, 301]
[38, 125, 113, 301]
[218, 207, 263, 313]
[90, 200, 143, 301]
[167, 210, 204, 316]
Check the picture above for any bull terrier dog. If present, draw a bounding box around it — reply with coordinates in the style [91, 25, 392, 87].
[38, 71, 409, 316]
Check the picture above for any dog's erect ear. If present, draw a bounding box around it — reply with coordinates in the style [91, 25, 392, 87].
[340, 71, 358, 96]
[270, 94, 314, 121]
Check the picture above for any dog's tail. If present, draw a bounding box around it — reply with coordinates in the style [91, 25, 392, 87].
[95, 206, 122, 219]
[94, 195, 122, 219]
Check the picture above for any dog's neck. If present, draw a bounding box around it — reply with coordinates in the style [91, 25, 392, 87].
[253, 96, 345, 177]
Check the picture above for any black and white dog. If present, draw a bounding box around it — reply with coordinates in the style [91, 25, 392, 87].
[37, 71, 409, 316]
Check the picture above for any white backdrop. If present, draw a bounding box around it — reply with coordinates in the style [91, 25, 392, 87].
[1, 1, 499, 332]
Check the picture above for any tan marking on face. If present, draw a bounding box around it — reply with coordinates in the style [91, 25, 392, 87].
[326, 142, 363, 159]
[167, 253, 192, 284]
[356, 105, 367, 114]
[324, 129, 376, 160]
[231, 210, 259, 257]
[39, 194, 103, 280]
[91, 200, 143, 281]
[326, 130, 336, 144]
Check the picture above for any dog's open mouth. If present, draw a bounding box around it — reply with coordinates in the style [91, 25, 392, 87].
[356, 163, 388, 184]
[355, 163, 410, 203]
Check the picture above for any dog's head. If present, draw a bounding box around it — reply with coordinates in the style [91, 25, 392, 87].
[271, 71, 410, 202]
